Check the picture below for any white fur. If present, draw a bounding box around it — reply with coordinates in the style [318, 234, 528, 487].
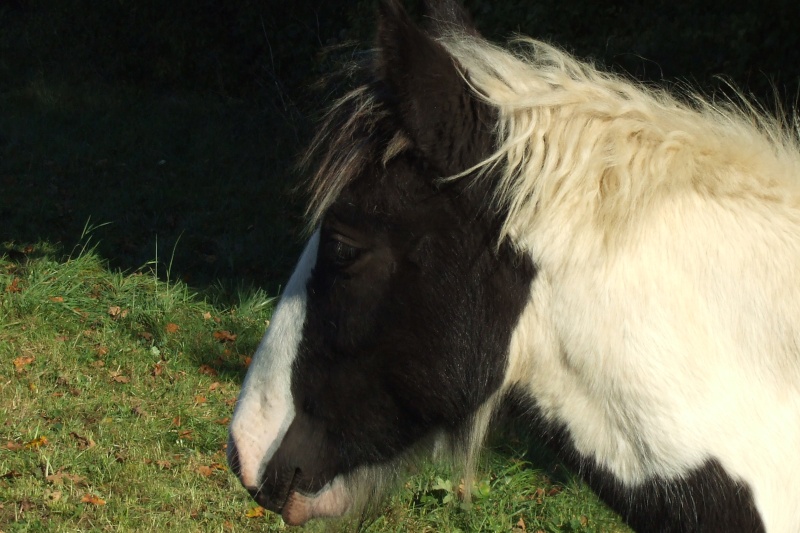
[228, 231, 319, 489]
[437, 35, 800, 531]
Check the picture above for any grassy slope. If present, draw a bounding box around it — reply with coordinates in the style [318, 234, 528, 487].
[0, 246, 630, 532]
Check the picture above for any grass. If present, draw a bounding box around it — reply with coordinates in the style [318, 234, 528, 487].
[0, 244, 630, 532]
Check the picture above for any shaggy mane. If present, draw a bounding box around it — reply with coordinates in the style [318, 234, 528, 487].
[304, 30, 800, 249]
[436, 35, 800, 246]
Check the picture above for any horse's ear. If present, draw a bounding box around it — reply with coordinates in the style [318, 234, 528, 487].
[377, 0, 493, 176]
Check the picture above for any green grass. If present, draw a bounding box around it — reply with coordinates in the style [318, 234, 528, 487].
[0, 242, 631, 533]
[0, 243, 629, 532]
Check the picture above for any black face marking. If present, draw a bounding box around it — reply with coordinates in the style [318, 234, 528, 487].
[252, 1, 537, 504]
[507, 392, 766, 533]
[260, 152, 536, 497]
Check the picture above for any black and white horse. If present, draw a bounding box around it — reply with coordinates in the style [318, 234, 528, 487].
[228, 1, 800, 530]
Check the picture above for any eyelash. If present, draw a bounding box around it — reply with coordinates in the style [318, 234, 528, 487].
[327, 238, 362, 267]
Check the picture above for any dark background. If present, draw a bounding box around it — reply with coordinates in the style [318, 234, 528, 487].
[2, 0, 799, 294]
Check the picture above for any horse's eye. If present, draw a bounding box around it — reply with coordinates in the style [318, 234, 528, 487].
[326, 238, 362, 267]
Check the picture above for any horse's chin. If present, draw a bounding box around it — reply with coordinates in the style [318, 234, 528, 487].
[281, 477, 352, 526]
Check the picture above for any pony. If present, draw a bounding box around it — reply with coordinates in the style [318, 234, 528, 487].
[227, 1, 800, 530]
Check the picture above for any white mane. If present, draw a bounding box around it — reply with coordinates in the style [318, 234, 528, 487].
[439, 35, 800, 249]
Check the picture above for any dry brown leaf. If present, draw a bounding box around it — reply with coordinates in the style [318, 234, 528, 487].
[152, 362, 164, 377]
[46, 471, 86, 486]
[95, 346, 109, 357]
[194, 395, 207, 404]
[49, 296, 64, 303]
[196, 465, 214, 477]
[45, 489, 63, 503]
[245, 506, 265, 518]
[156, 460, 172, 470]
[69, 432, 95, 449]
[111, 373, 130, 383]
[5, 277, 22, 293]
[198, 364, 218, 377]
[81, 494, 106, 506]
[213, 330, 237, 343]
[208, 382, 221, 391]
[178, 429, 193, 440]
[107, 305, 121, 317]
[13, 356, 34, 373]
[24, 436, 48, 449]
[165, 322, 179, 334]
[202, 311, 212, 320]
[214, 417, 230, 426]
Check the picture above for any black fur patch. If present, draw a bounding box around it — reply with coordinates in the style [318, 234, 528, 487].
[507, 392, 766, 532]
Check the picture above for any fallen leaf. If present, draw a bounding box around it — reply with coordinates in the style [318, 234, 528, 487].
[81, 494, 106, 505]
[194, 395, 207, 405]
[45, 489, 63, 503]
[110, 373, 130, 383]
[214, 417, 230, 426]
[152, 362, 164, 376]
[198, 364, 218, 377]
[1, 470, 22, 479]
[4, 441, 23, 451]
[213, 330, 237, 343]
[46, 470, 86, 486]
[165, 322, 179, 334]
[196, 465, 214, 477]
[202, 311, 212, 320]
[516, 516, 527, 531]
[243, 356, 252, 368]
[178, 429, 193, 440]
[5, 277, 22, 293]
[208, 381, 221, 391]
[94, 345, 109, 357]
[139, 331, 154, 341]
[156, 460, 172, 470]
[172, 416, 181, 427]
[245, 506, 265, 518]
[49, 296, 64, 303]
[69, 432, 96, 449]
[132, 405, 147, 417]
[24, 436, 48, 449]
[13, 356, 34, 373]
[108, 305, 121, 317]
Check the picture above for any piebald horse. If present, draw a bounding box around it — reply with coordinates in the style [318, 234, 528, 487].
[228, 1, 800, 530]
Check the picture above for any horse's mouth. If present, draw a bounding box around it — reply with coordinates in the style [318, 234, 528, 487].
[252, 467, 300, 515]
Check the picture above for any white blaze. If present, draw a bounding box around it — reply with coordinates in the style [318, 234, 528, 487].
[228, 231, 319, 488]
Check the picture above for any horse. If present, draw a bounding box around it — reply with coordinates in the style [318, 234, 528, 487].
[227, 1, 800, 530]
